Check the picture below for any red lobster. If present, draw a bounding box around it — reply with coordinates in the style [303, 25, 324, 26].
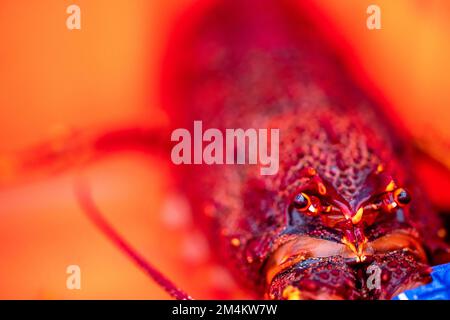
[158, 0, 450, 300]
[6, 0, 450, 300]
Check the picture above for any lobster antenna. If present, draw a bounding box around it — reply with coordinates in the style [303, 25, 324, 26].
[74, 176, 193, 300]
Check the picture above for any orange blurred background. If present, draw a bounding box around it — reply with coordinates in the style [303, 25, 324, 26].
[0, 0, 449, 299]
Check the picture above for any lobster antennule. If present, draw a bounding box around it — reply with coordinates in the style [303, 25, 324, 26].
[74, 177, 192, 300]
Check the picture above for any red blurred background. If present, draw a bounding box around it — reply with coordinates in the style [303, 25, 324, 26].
[0, 0, 449, 299]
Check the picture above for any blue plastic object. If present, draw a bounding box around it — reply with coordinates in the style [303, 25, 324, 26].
[392, 263, 450, 300]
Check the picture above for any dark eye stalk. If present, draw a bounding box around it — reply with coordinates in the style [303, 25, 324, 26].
[369, 187, 411, 212]
[394, 188, 411, 206]
[291, 192, 325, 216]
[291, 188, 411, 221]
[293, 192, 310, 210]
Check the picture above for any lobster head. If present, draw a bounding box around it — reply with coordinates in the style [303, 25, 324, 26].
[264, 162, 430, 299]
[288, 165, 414, 262]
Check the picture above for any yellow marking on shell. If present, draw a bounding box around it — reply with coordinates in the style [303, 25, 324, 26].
[438, 228, 447, 239]
[307, 168, 317, 176]
[308, 204, 319, 215]
[356, 237, 368, 262]
[318, 182, 327, 195]
[341, 235, 368, 262]
[341, 236, 357, 255]
[385, 180, 396, 192]
[376, 164, 384, 174]
[282, 285, 301, 300]
[231, 238, 240, 247]
[352, 207, 364, 224]
[387, 201, 398, 211]
[355, 255, 367, 263]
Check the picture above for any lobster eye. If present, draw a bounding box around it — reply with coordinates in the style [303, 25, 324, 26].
[394, 188, 411, 206]
[293, 192, 310, 211]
